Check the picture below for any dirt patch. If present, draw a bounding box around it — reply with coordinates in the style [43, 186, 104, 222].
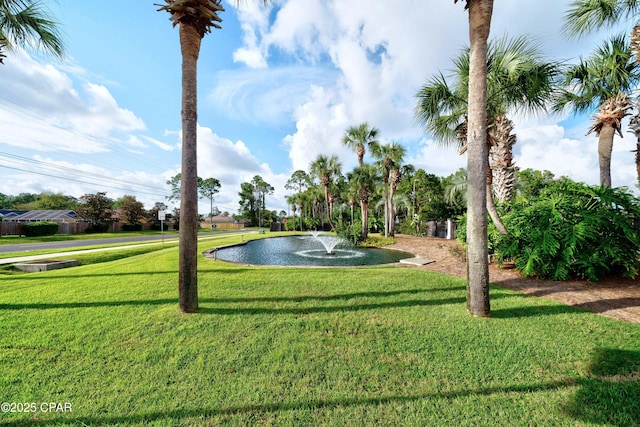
[387, 235, 640, 325]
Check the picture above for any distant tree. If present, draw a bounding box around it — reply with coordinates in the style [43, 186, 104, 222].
[371, 141, 406, 237]
[76, 192, 114, 226]
[515, 169, 560, 199]
[3, 192, 37, 209]
[310, 154, 342, 230]
[35, 192, 78, 210]
[349, 164, 379, 239]
[238, 181, 258, 225]
[250, 175, 274, 228]
[285, 170, 310, 231]
[199, 177, 221, 221]
[342, 122, 379, 166]
[116, 195, 145, 224]
[0, 0, 65, 64]
[166, 173, 183, 203]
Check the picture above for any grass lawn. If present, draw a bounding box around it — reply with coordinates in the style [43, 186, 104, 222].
[0, 235, 639, 426]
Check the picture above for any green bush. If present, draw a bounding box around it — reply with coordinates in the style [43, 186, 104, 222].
[85, 222, 110, 233]
[336, 223, 364, 244]
[455, 213, 501, 254]
[20, 221, 59, 237]
[496, 182, 640, 281]
[122, 223, 143, 232]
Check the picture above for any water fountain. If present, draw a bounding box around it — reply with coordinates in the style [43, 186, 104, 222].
[208, 234, 414, 267]
[309, 232, 344, 255]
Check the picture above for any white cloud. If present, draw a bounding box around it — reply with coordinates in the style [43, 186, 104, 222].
[283, 85, 351, 172]
[207, 67, 339, 125]
[409, 138, 467, 178]
[0, 51, 145, 153]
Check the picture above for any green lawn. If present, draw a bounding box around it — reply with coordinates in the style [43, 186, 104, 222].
[0, 237, 639, 426]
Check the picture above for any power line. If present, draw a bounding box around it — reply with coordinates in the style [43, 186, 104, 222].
[0, 152, 167, 193]
[0, 164, 167, 197]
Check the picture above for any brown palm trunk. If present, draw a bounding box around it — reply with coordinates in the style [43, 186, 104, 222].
[465, 0, 493, 317]
[598, 124, 615, 188]
[490, 115, 516, 203]
[486, 157, 508, 235]
[383, 175, 390, 237]
[628, 113, 640, 186]
[360, 198, 369, 239]
[636, 142, 640, 187]
[178, 23, 201, 313]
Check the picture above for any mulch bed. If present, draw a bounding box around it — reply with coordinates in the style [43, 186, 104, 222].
[387, 235, 640, 325]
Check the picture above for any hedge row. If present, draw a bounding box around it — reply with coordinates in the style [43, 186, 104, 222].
[20, 221, 59, 237]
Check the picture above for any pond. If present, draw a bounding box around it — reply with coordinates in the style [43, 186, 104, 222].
[209, 234, 414, 267]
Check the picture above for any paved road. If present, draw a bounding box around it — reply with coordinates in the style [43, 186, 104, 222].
[0, 230, 255, 265]
[0, 230, 247, 254]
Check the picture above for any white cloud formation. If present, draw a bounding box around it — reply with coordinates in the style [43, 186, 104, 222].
[0, 51, 145, 153]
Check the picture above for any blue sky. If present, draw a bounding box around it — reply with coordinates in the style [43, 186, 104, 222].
[0, 0, 638, 215]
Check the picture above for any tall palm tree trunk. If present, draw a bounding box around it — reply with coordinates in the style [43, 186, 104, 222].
[486, 156, 508, 235]
[465, 0, 493, 317]
[382, 176, 390, 237]
[178, 23, 201, 313]
[359, 199, 369, 239]
[490, 115, 517, 203]
[598, 124, 616, 188]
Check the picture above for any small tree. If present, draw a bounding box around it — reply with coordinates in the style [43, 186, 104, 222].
[117, 195, 145, 224]
[76, 192, 114, 230]
[199, 177, 221, 223]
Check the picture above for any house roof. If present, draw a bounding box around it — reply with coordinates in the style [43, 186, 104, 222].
[203, 215, 238, 224]
[0, 209, 27, 218]
[8, 210, 78, 222]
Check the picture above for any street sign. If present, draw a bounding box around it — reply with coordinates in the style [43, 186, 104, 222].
[158, 210, 166, 221]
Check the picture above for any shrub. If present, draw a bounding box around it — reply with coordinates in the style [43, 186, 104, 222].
[455, 213, 500, 254]
[85, 222, 110, 234]
[360, 235, 396, 248]
[20, 221, 58, 237]
[336, 223, 364, 244]
[496, 182, 640, 281]
[122, 223, 143, 232]
[150, 222, 169, 231]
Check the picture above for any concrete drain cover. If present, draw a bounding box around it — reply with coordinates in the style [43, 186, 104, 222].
[399, 258, 435, 266]
[13, 260, 79, 272]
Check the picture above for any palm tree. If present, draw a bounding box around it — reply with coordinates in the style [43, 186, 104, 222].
[388, 148, 406, 236]
[416, 34, 559, 231]
[564, 1, 640, 185]
[564, 0, 640, 61]
[627, 115, 640, 186]
[454, 0, 493, 317]
[554, 35, 640, 188]
[371, 141, 406, 237]
[349, 164, 378, 239]
[310, 154, 342, 231]
[342, 122, 379, 166]
[158, 0, 267, 313]
[285, 169, 310, 231]
[0, 0, 64, 64]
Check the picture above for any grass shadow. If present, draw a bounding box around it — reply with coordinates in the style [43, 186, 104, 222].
[2, 379, 577, 426]
[565, 348, 640, 426]
[491, 304, 589, 319]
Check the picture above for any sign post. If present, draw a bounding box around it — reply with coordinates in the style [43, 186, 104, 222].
[158, 209, 166, 244]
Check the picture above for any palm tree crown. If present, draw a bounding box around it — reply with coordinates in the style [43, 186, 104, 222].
[0, 0, 64, 63]
[342, 122, 379, 166]
[563, 0, 640, 37]
[416, 34, 559, 203]
[555, 34, 640, 187]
